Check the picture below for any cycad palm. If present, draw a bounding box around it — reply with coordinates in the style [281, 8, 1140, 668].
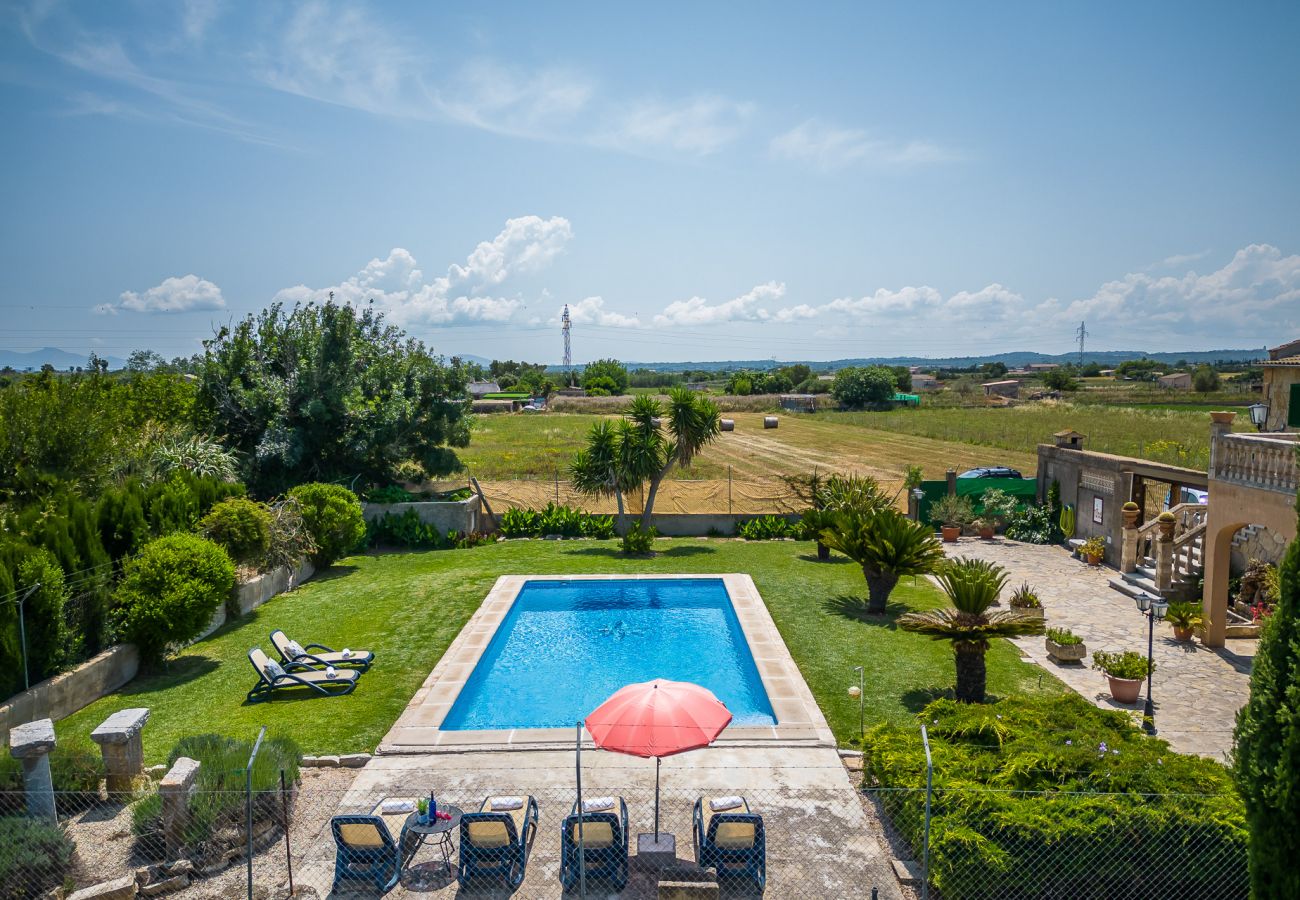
[899, 558, 1045, 703]
[820, 507, 945, 614]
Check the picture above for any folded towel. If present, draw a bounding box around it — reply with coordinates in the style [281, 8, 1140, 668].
[326, 666, 337, 679]
[710, 796, 744, 812]
[264, 659, 286, 680]
[488, 796, 523, 811]
[341, 648, 353, 658]
[382, 800, 415, 814]
[582, 797, 616, 813]
[284, 640, 306, 659]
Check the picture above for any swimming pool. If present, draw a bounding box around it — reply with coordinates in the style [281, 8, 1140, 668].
[441, 577, 777, 731]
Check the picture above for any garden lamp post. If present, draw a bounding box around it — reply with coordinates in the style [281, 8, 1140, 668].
[848, 666, 864, 740]
[1133, 592, 1168, 735]
[1247, 402, 1269, 432]
[911, 487, 925, 522]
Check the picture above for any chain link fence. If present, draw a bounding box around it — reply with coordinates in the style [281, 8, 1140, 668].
[0, 766, 1248, 899]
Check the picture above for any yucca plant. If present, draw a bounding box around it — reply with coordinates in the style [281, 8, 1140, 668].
[899, 558, 1045, 703]
[820, 507, 945, 614]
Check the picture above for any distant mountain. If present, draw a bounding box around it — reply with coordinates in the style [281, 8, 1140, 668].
[0, 347, 127, 371]
[451, 353, 493, 367]
[608, 348, 1267, 372]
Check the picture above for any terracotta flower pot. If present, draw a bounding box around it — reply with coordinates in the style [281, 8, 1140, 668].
[1086, 553, 1103, 566]
[978, 524, 995, 539]
[1172, 626, 1194, 642]
[941, 525, 961, 543]
[1106, 675, 1142, 704]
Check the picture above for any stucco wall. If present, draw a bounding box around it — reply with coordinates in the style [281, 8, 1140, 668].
[0, 644, 139, 738]
[363, 496, 482, 535]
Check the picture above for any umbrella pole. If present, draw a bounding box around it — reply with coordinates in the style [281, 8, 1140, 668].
[655, 757, 661, 840]
[576, 722, 586, 898]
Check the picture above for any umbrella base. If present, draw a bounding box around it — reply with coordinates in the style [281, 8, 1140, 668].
[637, 832, 677, 866]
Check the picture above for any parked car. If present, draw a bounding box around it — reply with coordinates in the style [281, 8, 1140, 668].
[1165, 487, 1208, 507]
[957, 467, 1024, 479]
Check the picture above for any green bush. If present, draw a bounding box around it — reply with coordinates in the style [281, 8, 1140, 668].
[365, 485, 418, 503]
[199, 497, 272, 566]
[499, 507, 541, 537]
[0, 816, 75, 900]
[737, 515, 798, 540]
[621, 522, 656, 555]
[286, 483, 366, 567]
[864, 694, 1247, 899]
[1046, 627, 1082, 645]
[579, 514, 616, 540]
[1004, 503, 1060, 544]
[113, 534, 236, 663]
[367, 508, 447, 549]
[131, 732, 300, 845]
[0, 748, 105, 796]
[497, 505, 615, 540]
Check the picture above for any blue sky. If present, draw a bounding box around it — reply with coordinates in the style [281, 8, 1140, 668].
[2, 0, 1298, 364]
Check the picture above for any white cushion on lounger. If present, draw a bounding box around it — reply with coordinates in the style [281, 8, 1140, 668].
[710, 796, 744, 812]
[264, 660, 286, 680]
[488, 796, 523, 811]
[582, 797, 615, 813]
[284, 640, 306, 659]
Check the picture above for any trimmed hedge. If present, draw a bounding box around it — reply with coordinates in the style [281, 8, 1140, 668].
[286, 483, 365, 567]
[863, 694, 1248, 899]
[199, 497, 272, 566]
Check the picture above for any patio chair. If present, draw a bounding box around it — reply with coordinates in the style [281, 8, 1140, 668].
[457, 795, 539, 889]
[693, 796, 766, 891]
[246, 648, 358, 703]
[329, 798, 421, 895]
[559, 796, 629, 891]
[270, 628, 374, 671]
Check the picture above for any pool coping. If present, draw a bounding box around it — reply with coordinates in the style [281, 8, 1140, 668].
[377, 574, 836, 754]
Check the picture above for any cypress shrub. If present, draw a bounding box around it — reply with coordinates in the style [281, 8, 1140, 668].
[198, 497, 272, 566]
[96, 480, 151, 562]
[1234, 505, 1300, 899]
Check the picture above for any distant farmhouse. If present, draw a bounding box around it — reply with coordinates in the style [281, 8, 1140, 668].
[468, 381, 501, 397]
[982, 379, 1020, 399]
[911, 372, 939, 391]
[1158, 372, 1192, 390]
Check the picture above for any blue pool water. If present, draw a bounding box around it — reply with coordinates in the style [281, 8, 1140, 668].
[442, 578, 777, 730]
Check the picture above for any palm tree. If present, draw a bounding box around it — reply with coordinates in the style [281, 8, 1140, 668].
[820, 507, 945, 614]
[802, 474, 892, 560]
[570, 420, 634, 534]
[899, 558, 1045, 703]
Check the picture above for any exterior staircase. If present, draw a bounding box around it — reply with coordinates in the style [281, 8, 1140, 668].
[1108, 503, 1207, 602]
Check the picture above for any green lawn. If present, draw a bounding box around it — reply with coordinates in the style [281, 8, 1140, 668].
[57, 540, 1064, 762]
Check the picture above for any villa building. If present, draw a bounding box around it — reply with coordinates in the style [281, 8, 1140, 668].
[1260, 337, 1300, 431]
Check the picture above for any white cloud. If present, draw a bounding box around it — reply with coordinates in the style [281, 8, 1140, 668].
[273, 216, 574, 328]
[433, 60, 595, 138]
[757, 245, 1300, 344]
[601, 95, 755, 156]
[98, 274, 226, 314]
[770, 119, 954, 170]
[564, 296, 640, 328]
[1148, 250, 1211, 271]
[181, 0, 221, 43]
[653, 282, 785, 326]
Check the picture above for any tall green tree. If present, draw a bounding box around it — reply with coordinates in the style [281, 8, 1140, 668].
[1234, 501, 1300, 898]
[830, 366, 897, 408]
[569, 388, 720, 531]
[820, 507, 944, 613]
[195, 300, 471, 495]
[581, 358, 630, 395]
[899, 558, 1045, 702]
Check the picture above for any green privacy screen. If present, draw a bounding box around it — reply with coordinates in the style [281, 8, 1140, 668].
[1289, 383, 1300, 428]
[916, 477, 1039, 525]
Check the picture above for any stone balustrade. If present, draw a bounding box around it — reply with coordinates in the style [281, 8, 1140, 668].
[1211, 433, 1300, 494]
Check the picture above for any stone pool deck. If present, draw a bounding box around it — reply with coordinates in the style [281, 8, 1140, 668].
[944, 538, 1256, 761]
[289, 746, 903, 899]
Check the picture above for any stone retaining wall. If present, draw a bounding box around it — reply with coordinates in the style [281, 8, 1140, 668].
[1, 560, 315, 735]
[362, 496, 482, 534]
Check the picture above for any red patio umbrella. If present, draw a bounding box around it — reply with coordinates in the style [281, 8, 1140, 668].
[585, 679, 732, 838]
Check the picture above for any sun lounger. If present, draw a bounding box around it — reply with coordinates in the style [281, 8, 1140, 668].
[270, 628, 373, 671]
[329, 798, 420, 895]
[458, 795, 539, 888]
[246, 648, 358, 702]
[560, 796, 629, 891]
[693, 795, 766, 891]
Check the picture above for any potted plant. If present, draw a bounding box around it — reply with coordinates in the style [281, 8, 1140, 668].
[1045, 626, 1087, 663]
[973, 517, 995, 540]
[1165, 601, 1204, 642]
[1009, 582, 1043, 618]
[416, 797, 430, 824]
[929, 495, 975, 543]
[1092, 650, 1153, 704]
[1080, 536, 1106, 566]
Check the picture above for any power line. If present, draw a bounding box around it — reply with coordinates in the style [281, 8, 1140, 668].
[1075, 321, 1089, 366]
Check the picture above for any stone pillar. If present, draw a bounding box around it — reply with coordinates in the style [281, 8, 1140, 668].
[945, 469, 957, 496]
[9, 718, 57, 823]
[90, 707, 150, 795]
[907, 489, 920, 522]
[1154, 512, 1176, 592]
[1120, 502, 1141, 573]
[1209, 411, 1236, 474]
[160, 756, 200, 858]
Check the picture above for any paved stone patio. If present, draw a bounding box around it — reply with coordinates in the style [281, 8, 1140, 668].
[944, 538, 1256, 761]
